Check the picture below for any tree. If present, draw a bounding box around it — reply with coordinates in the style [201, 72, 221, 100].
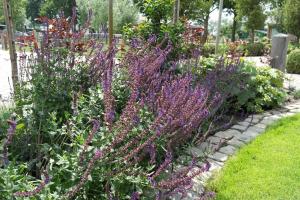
[77, 0, 138, 33]
[173, 0, 180, 24]
[133, 0, 173, 34]
[3, 0, 18, 92]
[0, 0, 27, 30]
[26, 0, 43, 21]
[40, 0, 74, 18]
[223, 0, 237, 41]
[180, 0, 217, 44]
[235, 0, 267, 42]
[283, 0, 300, 41]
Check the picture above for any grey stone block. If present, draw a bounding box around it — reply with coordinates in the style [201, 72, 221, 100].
[227, 138, 245, 148]
[231, 124, 248, 131]
[186, 147, 205, 158]
[247, 126, 265, 134]
[245, 117, 260, 124]
[207, 136, 223, 145]
[218, 145, 236, 156]
[208, 152, 228, 162]
[238, 121, 250, 127]
[215, 129, 240, 140]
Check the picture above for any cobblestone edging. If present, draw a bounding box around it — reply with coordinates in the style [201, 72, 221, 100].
[172, 100, 300, 199]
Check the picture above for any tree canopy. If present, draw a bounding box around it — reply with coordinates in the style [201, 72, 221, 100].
[283, 0, 300, 39]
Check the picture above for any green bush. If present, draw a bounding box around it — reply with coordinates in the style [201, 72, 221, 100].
[235, 62, 286, 113]
[287, 49, 300, 74]
[244, 42, 265, 56]
[180, 58, 286, 113]
[202, 43, 215, 57]
[0, 106, 12, 140]
[287, 43, 300, 54]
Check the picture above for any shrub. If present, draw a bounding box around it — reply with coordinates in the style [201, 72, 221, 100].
[287, 43, 299, 54]
[287, 49, 300, 74]
[2, 15, 225, 199]
[294, 90, 300, 100]
[0, 106, 12, 140]
[244, 42, 265, 56]
[202, 43, 215, 57]
[235, 62, 286, 113]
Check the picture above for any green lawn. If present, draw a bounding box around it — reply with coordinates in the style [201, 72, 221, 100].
[208, 113, 300, 200]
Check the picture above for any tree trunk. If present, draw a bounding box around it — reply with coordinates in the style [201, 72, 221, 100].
[3, 0, 18, 92]
[231, 10, 237, 42]
[173, 0, 180, 24]
[108, 0, 113, 47]
[201, 14, 210, 45]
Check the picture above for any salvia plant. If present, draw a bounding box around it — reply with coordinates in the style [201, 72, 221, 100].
[0, 10, 243, 200]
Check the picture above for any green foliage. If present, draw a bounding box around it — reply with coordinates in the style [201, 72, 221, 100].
[293, 90, 300, 100]
[26, 0, 43, 21]
[0, 0, 28, 30]
[287, 43, 300, 54]
[133, 0, 173, 33]
[123, 21, 189, 60]
[77, 0, 138, 33]
[202, 43, 215, 57]
[40, 0, 74, 18]
[180, 0, 216, 24]
[236, 62, 286, 113]
[243, 42, 265, 56]
[0, 106, 12, 140]
[235, 0, 266, 42]
[287, 49, 300, 74]
[283, 0, 300, 39]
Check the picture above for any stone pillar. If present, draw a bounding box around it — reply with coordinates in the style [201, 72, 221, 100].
[270, 34, 289, 72]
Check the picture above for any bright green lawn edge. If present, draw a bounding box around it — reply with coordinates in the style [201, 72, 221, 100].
[208, 113, 300, 200]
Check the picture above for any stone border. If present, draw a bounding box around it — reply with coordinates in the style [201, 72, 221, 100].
[172, 100, 300, 199]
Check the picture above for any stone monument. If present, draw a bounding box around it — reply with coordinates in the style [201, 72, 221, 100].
[270, 34, 289, 72]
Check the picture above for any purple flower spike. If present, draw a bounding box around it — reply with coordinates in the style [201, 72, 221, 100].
[131, 192, 140, 200]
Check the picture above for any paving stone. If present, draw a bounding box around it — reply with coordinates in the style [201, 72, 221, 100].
[263, 112, 272, 117]
[191, 180, 205, 195]
[207, 136, 223, 145]
[238, 121, 250, 127]
[270, 110, 282, 115]
[206, 158, 225, 167]
[231, 124, 248, 131]
[214, 129, 240, 140]
[251, 114, 264, 120]
[172, 191, 200, 200]
[284, 105, 299, 110]
[277, 108, 289, 113]
[280, 113, 295, 117]
[289, 109, 300, 113]
[243, 129, 260, 137]
[253, 123, 267, 129]
[186, 147, 205, 158]
[218, 145, 236, 156]
[247, 126, 265, 134]
[260, 118, 276, 125]
[245, 117, 260, 124]
[227, 138, 245, 148]
[197, 142, 211, 152]
[208, 152, 228, 162]
[235, 133, 254, 144]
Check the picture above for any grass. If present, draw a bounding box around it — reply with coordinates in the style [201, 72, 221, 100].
[208, 113, 300, 200]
